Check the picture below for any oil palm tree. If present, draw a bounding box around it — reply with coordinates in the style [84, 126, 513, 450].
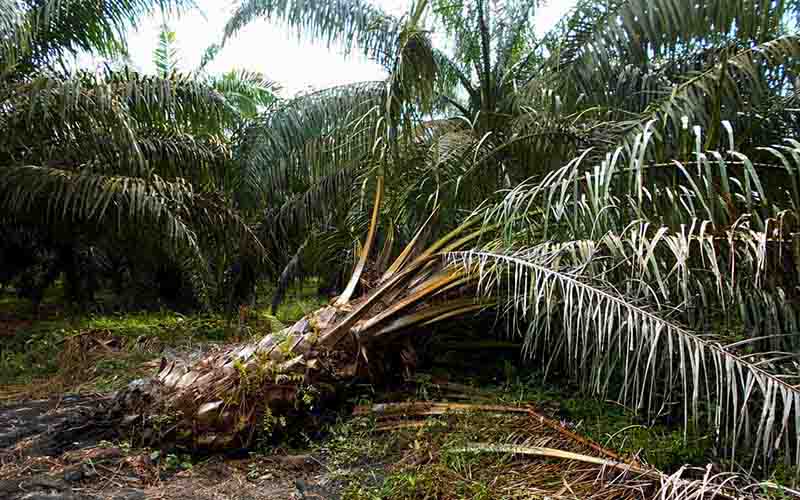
[459, 0, 800, 477]
[154, 21, 279, 121]
[0, 1, 262, 308]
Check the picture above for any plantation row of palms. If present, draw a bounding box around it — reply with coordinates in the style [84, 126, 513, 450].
[0, 0, 276, 310]
[3, 0, 800, 484]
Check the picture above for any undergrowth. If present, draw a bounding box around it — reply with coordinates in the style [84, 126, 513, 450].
[0, 278, 324, 397]
[0, 288, 285, 397]
[328, 380, 790, 500]
[490, 374, 710, 472]
[1, 282, 794, 497]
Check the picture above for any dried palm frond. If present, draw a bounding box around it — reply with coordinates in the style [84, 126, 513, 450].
[358, 400, 768, 499]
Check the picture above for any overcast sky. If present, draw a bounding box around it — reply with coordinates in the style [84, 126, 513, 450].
[119, 0, 576, 97]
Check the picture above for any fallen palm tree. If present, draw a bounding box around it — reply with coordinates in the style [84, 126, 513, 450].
[102, 212, 795, 498]
[106, 137, 800, 496]
[112, 191, 492, 449]
[108, 166, 800, 492]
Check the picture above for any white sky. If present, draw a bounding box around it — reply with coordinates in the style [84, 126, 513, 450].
[118, 0, 576, 97]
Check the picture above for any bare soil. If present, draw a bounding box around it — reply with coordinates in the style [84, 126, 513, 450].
[0, 395, 348, 500]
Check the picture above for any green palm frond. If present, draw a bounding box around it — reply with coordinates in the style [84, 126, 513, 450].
[0, 165, 199, 251]
[489, 127, 800, 327]
[470, 124, 800, 469]
[257, 168, 362, 268]
[431, 48, 477, 114]
[1, 0, 193, 75]
[197, 42, 220, 73]
[389, 21, 438, 116]
[154, 21, 180, 77]
[546, 0, 798, 76]
[223, 0, 402, 69]
[0, 70, 232, 177]
[625, 35, 800, 148]
[233, 81, 385, 208]
[205, 69, 279, 118]
[533, 0, 800, 153]
[491, 1, 537, 89]
[110, 69, 231, 130]
[5, 69, 231, 132]
[0, 0, 272, 311]
[0, 165, 264, 306]
[150, 23, 280, 121]
[433, 0, 483, 72]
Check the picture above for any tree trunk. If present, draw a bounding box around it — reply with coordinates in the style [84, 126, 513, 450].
[112, 304, 362, 449]
[110, 213, 489, 450]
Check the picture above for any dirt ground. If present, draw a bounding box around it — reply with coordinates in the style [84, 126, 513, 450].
[0, 395, 351, 500]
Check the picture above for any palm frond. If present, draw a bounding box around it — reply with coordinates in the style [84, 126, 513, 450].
[0, 165, 199, 253]
[223, 0, 402, 69]
[233, 81, 385, 208]
[154, 21, 180, 77]
[469, 123, 800, 469]
[205, 69, 279, 118]
[619, 35, 800, 149]
[546, 0, 798, 77]
[1, 0, 193, 75]
[451, 245, 800, 470]
[0, 70, 232, 180]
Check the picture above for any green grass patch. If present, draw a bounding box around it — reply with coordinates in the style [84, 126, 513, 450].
[0, 293, 289, 394]
[0, 278, 327, 396]
[264, 280, 331, 325]
[273, 295, 330, 325]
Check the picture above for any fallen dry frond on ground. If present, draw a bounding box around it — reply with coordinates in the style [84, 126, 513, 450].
[353, 401, 777, 500]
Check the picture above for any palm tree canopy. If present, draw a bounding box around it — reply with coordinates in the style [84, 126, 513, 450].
[0, 0, 265, 310]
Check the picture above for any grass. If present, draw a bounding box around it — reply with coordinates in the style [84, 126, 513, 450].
[324, 404, 634, 500]
[0, 287, 286, 397]
[420, 344, 714, 472]
[266, 279, 331, 325]
[0, 278, 328, 398]
[322, 379, 790, 500]
[496, 380, 710, 471]
[310, 355, 729, 499]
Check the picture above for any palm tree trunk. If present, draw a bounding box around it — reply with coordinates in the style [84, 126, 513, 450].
[111, 211, 488, 450]
[113, 304, 358, 449]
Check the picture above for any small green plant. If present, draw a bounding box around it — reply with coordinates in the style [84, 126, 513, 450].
[415, 373, 433, 401]
[298, 384, 320, 409]
[260, 407, 287, 436]
[246, 461, 276, 482]
[164, 453, 193, 472]
[316, 416, 391, 471]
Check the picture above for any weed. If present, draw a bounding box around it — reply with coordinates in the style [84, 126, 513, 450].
[164, 452, 194, 472]
[268, 282, 328, 325]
